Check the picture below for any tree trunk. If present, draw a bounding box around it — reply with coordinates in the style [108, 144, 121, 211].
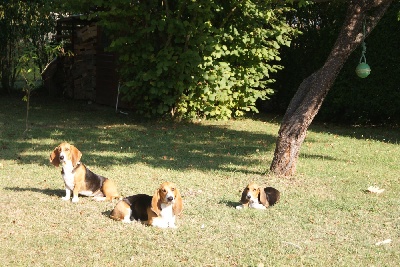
[270, 0, 393, 176]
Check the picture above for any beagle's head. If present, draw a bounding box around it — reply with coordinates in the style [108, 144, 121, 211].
[240, 182, 267, 206]
[151, 182, 183, 216]
[49, 142, 82, 168]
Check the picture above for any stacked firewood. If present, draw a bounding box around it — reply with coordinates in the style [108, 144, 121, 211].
[43, 20, 106, 102]
[67, 23, 97, 100]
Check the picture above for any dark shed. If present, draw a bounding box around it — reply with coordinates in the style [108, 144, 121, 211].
[42, 16, 121, 107]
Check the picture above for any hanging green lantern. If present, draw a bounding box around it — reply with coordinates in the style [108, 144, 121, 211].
[355, 19, 371, 78]
[356, 62, 371, 78]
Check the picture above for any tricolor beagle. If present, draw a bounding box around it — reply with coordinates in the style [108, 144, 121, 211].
[236, 182, 280, 210]
[110, 182, 183, 228]
[49, 142, 120, 203]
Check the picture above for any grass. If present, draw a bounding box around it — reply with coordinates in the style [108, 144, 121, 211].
[0, 95, 399, 266]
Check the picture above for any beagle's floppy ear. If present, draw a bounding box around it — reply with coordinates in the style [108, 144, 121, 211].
[259, 187, 269, 207]
[240, 186, 249, 205]
[70, 145, 82, 167]
[49, 146, 60, 167]
[151, 188, 162, 216]
[172, 187, 183, 216]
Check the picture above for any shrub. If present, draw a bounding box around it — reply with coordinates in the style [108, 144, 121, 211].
[90, 0, 296, 119]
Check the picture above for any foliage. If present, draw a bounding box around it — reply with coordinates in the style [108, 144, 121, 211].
[82, 0, 297, 119]
[0, 0, 58, 94]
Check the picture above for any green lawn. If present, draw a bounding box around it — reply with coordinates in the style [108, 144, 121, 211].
[0, 95, 399, 266]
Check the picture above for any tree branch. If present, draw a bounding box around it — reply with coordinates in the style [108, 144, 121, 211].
[364, 0, 393, 37]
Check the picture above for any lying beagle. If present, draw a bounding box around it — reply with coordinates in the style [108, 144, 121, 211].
[49, 142, 120, 203]
[110, 182, 183, 228]
[236, 182, 280, 210]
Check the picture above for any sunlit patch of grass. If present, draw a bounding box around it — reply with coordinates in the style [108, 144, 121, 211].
[0, 95, 399, 266]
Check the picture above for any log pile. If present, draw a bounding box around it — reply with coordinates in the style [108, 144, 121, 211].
[65, 23, 98, 100]
[43, 17, 119, 107]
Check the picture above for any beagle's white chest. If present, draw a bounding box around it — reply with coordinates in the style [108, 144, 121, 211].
[62, 162, 75, 191]
[249, 201, 266, 210]
[160, 203, 175, 220]
[152, 203, 176, 228]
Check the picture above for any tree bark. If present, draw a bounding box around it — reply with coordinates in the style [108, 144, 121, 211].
[270, 0, 393, 176]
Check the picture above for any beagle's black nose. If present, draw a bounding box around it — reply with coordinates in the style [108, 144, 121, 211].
[167, 196, 174, 202]
[59, 155, 64, 160]
[246, 195, 251, 199]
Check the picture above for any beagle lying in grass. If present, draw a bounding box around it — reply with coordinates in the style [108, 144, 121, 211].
[49, 142, 120, 203]
[110, 182, 183, 228]
[236, 182, 280, 210]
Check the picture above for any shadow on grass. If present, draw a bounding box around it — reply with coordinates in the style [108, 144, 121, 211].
[299, 154, 337, 161]
[4, 187, 64, 197]
[218, 199, 239, 208]
[250, 112, 400, 144]
[0, 96, 279, 174]
[3, 95, 396, 174]
[101, 210, 112, 218]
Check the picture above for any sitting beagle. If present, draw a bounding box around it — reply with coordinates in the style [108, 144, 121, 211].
[49, 142, 120, 203]
[236, 182, 280, 210]
[110, 182, 183, 228]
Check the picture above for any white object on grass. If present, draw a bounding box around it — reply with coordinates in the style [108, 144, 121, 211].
[375, 239, 392, 246]
[367, 186, 385, 194]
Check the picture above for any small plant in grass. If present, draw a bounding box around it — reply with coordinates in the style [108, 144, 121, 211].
[19, 45, 38, 138]
[19, 43, 66, 137]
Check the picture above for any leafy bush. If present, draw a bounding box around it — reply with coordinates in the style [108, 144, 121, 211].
[88, 0, 296, 119]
